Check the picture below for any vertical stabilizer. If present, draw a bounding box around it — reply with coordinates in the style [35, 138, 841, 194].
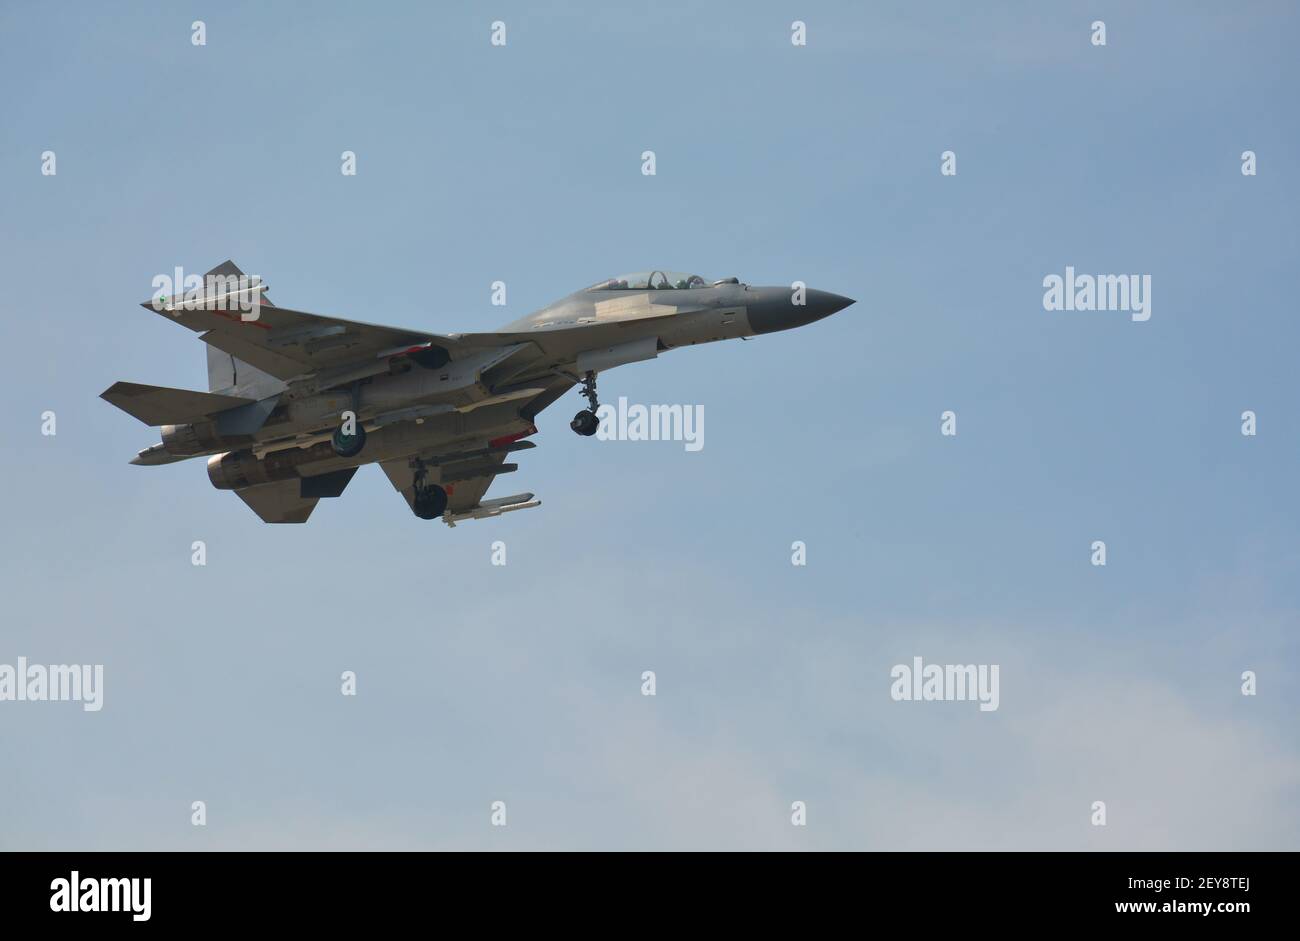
[200, 260, 286, 400]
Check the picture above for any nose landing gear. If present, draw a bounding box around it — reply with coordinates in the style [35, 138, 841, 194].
[570, 410, 599, 436]
[570, 370, 600, 437]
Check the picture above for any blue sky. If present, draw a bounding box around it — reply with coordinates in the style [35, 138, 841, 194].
[1, 0, 1297, 849]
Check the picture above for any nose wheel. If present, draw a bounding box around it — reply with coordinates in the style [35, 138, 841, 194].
[571, 410, 599, 436]
[570, 370, 600, 437]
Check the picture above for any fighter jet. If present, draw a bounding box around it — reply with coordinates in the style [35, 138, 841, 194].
[101, 262, 854, 524]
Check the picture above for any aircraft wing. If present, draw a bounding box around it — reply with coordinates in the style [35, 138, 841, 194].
[145, 296, 435, 381]
[380, 449, 529, 522]
[141, 260, 478, 379]
[443, 453, 510, 516]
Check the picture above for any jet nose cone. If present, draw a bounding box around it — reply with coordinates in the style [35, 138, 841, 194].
[808, 290, 855, 317]
[747, 286, 856, 335]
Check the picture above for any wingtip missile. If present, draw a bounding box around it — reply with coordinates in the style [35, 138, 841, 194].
[442, 493, 540, 527]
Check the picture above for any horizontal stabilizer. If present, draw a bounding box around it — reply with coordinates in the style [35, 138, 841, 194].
[235, 480, 318, 524]
[101, 381, 254, 426]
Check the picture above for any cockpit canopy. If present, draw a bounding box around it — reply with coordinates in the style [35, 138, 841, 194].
[587, 271, 711, 291]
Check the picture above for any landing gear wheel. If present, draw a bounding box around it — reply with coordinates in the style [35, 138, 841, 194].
[413, 483, 448, 520]
[410, 457, 448, 520]
[331, 423, 367, 457]
[570, 410, 599, 436]
[571, 370, 601, 436]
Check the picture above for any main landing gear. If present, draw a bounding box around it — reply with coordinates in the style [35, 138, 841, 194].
[411, 458, 448, 520]
[331, 383, 367, 457]
[570, 370, 600, 437]
[331, 423, 366, 457]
